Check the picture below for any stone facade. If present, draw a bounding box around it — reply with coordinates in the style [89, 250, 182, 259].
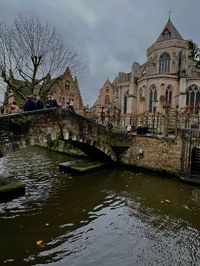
[120, 135, 182, 174]
[91, 79, 121, 125]
[94, 18, 200, 128]
[0, 109, 131, 162]
[0, 109, 188, 175]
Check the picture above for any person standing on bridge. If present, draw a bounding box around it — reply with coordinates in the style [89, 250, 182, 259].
[126, 124, 132, 134]
[46, 96, 59, 108]
[9, 102, 21, 114]
[36, 96, 44, 110]
[24, 96, 36, 112]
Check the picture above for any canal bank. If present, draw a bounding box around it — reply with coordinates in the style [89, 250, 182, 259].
[39, 129, 199, 183]
[44, 134, 182, 175]
[120, 134, 182, 175]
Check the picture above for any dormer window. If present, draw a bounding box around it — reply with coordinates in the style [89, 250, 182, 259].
[157, 18, 183, 42]
[162, 27, 171, 39]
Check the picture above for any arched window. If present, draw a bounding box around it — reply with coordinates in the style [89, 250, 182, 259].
[159, 53, 170, 74]
[186, 85, 200, 114]
[124, 90, 129, 114]
[165, 86, 172, 107]
[105, 95, 110, 105]
[149, 85, 157, 113]
[65, 80, 70, 91]
[162, 28, 171, 40]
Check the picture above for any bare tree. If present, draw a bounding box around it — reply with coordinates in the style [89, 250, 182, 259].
[188, 40, 200, 67]
[0, 15, 82, 102]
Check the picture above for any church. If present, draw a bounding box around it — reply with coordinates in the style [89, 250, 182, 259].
[93, 17, 200, 127]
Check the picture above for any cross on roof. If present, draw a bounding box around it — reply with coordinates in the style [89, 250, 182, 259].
[168, 10, 173, 19]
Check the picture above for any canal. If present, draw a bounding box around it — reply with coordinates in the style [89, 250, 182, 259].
[1, 147, 200, 265]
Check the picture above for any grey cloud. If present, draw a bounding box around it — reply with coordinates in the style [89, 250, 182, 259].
[0, 0, 200, 105]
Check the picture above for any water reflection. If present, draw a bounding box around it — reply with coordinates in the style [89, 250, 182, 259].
[0, 147, 200, 265]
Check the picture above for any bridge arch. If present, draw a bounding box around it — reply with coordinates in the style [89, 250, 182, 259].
[62, 131, 117, 161]
[0, 108, 130, 161]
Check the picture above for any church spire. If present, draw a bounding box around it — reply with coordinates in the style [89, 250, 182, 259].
[156, 17, 183, 42]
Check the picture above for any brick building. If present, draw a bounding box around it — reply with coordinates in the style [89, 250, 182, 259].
[4, 67, 84, 113]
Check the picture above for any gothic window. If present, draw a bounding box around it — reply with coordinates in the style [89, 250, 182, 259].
[105, 95, 110, 105]
[186, 85, 200, 114]
[65, 80, 70, 91]
[165, 86, 172, 107]
[159, 53, 170, 74]
[124, 90, 129, 114]
[149, 85, 157, 113]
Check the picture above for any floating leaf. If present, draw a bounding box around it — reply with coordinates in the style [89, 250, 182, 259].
[164, 199, 170, 203]
[36, 240, 44, 246]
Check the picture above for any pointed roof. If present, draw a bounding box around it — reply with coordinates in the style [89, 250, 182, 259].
[103, 79, 117, 90]
[157, 18, 183, 42]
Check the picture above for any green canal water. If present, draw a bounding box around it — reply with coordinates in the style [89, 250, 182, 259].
[0, 147, 200, 266]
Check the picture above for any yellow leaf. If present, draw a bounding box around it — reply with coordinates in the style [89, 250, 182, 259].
[36, 240, 44, 246]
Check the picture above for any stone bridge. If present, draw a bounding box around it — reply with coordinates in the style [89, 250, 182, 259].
[0, 108, 132, 161]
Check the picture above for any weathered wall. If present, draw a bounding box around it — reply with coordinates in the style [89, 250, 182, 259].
[0, 108, 132, 161]
[47, 139, 86, 157]
[120, 135, 182, 174]
[0, 108, 184, 174]
[0, 109, 61, 155]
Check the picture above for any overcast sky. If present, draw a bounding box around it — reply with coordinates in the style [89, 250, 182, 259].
[1, 0, 200, 105]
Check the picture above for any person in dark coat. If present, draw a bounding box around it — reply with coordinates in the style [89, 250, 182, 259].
[46, 96, 59, 108]
[24, 96, 36, 112]
[136, 124, 148, 135]
[36, 96, 44, 110]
